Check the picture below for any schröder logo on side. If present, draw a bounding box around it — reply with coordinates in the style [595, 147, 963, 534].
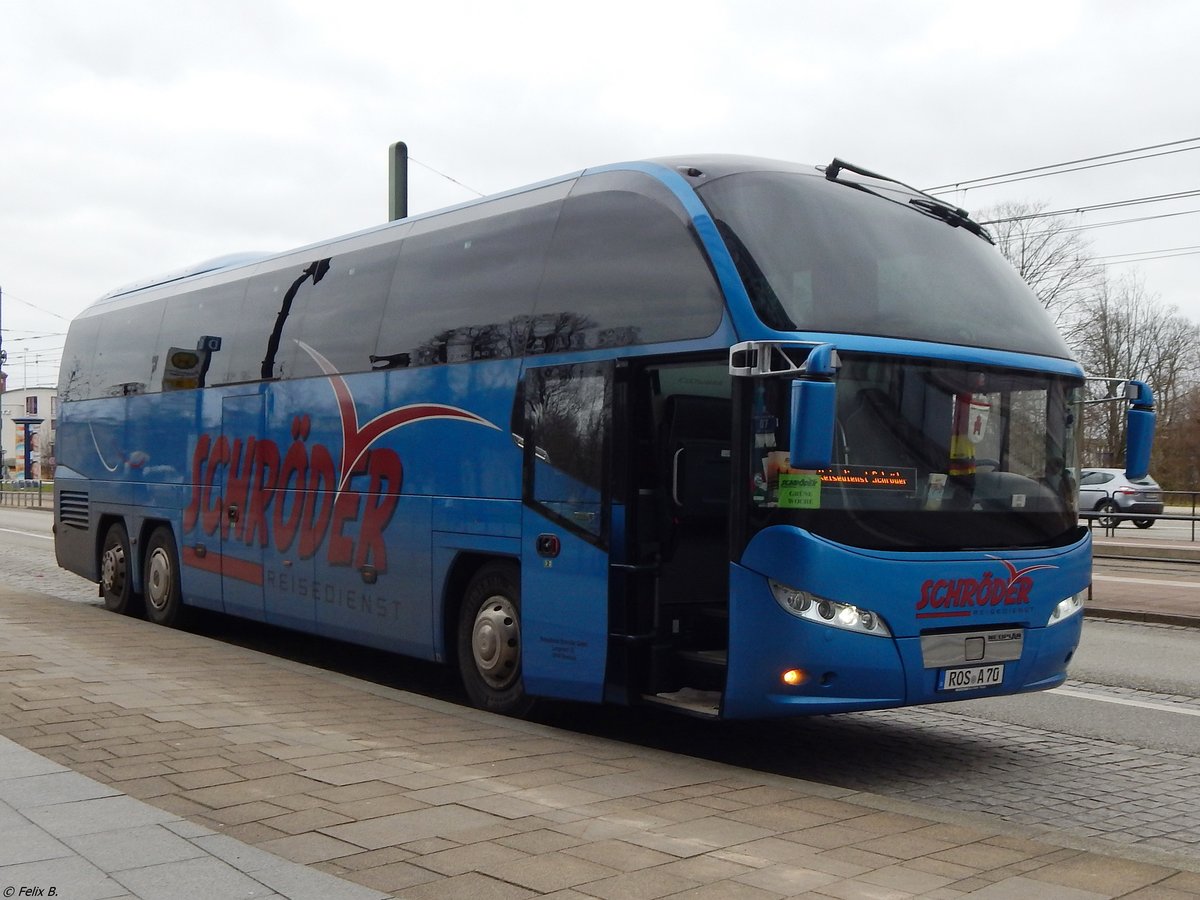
[181, 342, 499, 584]
[916, 559, 1057, 619]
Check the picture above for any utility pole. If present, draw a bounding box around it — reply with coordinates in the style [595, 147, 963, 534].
[389, 141, 408, 222]
[0, 284, 6, 480]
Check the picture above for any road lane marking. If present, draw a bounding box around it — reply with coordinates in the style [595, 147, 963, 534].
[1056, 687, 1200, 718]
[0, 527, 52, 541]
[1091, 574, 1200, 590]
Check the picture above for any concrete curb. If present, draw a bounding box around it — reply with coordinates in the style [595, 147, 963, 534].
[1085, 607, 1200, 629]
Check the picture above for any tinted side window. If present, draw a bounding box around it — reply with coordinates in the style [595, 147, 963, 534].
[157, 280, 252, 388]
[376, 185, 568, 367]
[84, 300, 165, 397]
[530, 171, 724, 354]
[239, 261, 319, 382]
[524, 363, 611, 543]
[244, 237, 404, 381]
[59, 315, 102, 401]
[293, 241, 402, 377]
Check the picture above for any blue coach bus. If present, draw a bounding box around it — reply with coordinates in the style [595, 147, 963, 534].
[54, 155, 1154, 719]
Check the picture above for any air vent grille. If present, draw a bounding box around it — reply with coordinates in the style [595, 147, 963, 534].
[58, 490, 89, 529]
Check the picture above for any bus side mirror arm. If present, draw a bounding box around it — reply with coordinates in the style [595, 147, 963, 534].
[1083, 375, 1157, 482]
[728, 340, 839, 470]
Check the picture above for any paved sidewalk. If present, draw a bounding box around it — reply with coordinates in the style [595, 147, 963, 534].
[2, 585, 1200, 899]
[0, 734, 386, 899]
[1088, 536, 1200, 627]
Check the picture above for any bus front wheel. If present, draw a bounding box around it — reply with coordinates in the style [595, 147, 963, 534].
[456, 562, 533, 717]
[143, 527, 187, 628]
[100, 522, 140, 615]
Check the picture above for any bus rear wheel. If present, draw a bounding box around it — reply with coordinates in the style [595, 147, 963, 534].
[456, 562, 533, 717]
[100, 522, 140, 615]
[143, 527, 187, 628]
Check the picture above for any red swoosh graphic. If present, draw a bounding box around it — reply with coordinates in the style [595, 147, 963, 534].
[298, 341, 500, 491]
[991, 557, 1058, 586]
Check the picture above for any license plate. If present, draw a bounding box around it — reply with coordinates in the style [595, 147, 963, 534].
[939, 664, 1004, 691]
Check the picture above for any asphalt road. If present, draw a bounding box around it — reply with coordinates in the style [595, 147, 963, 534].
[943, 618, 1200, 756]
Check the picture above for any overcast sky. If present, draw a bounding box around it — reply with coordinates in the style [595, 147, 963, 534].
[1, 0, 1197, 390]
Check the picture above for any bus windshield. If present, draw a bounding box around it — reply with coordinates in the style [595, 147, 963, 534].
[745, 354, 1083, 551]
[697, 170, 1074, 360]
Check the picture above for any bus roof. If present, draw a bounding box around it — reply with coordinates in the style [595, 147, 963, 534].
[85, 156, 826, 311]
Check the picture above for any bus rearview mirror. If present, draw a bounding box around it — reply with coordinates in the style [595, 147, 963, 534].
[789, 379, 836, 470]
[1125, 406, 1155, 481]
[1124, 379, 1155, 481]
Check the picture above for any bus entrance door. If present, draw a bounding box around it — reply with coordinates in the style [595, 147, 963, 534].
[519, 363, 612, 703]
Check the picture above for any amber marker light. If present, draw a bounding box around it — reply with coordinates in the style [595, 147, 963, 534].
[782, 668, 808, 686]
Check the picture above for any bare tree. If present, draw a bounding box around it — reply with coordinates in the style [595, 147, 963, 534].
[1156, 384, 1200, 490]
[1072, 272, 1200, 474]
[980, 201, 1103, 340]
[980, 199, 1200, 487]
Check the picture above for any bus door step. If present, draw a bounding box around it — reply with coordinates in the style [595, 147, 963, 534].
[673, 648, 727, 692]
[641, 687, 721, 717]
[677, 648, 727, 666]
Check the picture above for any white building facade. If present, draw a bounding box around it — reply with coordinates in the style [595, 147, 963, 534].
[1, 385, 57, 480]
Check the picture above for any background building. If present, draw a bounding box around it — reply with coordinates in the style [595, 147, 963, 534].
[1, 384, 57, 480]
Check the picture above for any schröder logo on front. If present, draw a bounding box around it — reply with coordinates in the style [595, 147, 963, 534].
[916, 559, 1057, 619]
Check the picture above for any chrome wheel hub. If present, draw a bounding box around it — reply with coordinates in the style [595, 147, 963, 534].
[145, 547, 172, 612]
[101, 544, 125, 593]
[470, 595, 520, 690]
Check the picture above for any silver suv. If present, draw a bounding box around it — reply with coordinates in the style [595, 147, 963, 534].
[1078, 468, 1164, 528]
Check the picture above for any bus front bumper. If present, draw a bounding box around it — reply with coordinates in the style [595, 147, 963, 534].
[721, 562, 1084, 720]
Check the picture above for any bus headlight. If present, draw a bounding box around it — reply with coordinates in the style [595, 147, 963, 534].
[1047, 592, 1085, 626]
[769, 580, 891, 637]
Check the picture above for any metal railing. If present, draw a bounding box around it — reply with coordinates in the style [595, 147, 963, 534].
[1082, 490, 1200, 541]
[0, 481, 47, 509]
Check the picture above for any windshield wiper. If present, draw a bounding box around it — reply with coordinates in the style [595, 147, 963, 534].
[907, 197, 992, 242]
[824, 157, 994, 244]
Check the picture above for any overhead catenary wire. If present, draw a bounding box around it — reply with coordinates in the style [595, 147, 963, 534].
[1097, 244, 1200, 261]
[1, 290, 73, 321]
[0, 332, 66, 343]
[408, 156, 487, 199]
[1014, 246, 1200, 277]
[1006, 207, 1200, 238]
[1096, 249, 1200, 267]
[979, 189, 1200, 225]
[925, 137, 1200, 194]
[943, 140, 1200, 282]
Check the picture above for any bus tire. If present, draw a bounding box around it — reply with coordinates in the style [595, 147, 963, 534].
[143, 527, 187, 628]
[100, 522, 140, 615]
[456, 562, 533, 717]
